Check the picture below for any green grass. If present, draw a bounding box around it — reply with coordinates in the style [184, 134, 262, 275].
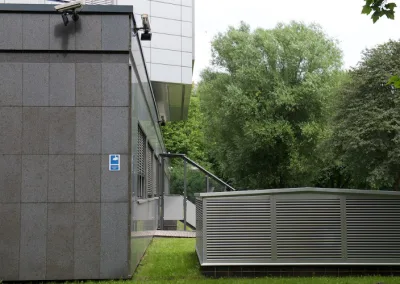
[131, 238, 400, 283]
[177, 220, 193, 231]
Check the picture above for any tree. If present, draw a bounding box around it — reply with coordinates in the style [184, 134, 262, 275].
[332, 40, 400, 190]
[162, 93, 209, 165]
[198, 21, 343, 189]
[362, 0, 397, 23]
[162, 91, 212, 198]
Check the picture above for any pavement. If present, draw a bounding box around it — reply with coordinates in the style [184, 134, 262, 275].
[131, 230, 196, 238]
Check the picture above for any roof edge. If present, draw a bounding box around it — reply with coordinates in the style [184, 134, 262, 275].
[0, 4, 133, 14]
[195, 187, 400, 198]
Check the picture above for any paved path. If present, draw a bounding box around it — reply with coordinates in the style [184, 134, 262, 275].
[155, 230, 196, 238]
[131, 230, 196, 238]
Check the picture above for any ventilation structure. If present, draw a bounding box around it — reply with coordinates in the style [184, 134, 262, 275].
[205, 197, 271, 263]
[196, 188, 400, 266]
[276, 199, 342, 259]
[196, 198, 203, 263]
[347, 198, 400, 259]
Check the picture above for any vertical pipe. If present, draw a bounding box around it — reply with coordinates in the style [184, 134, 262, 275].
[183, 159, 187, 231]
[206, 175, 210, 192]
[160, 157, 165, 230]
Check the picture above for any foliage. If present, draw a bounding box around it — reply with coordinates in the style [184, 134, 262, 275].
[198, 21, 343, 189]
[332, 40, 400, 190]
[162, 94, 209, 166]
[362, 0, 397, 23]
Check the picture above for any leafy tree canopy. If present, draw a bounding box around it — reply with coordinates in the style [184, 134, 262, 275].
[362, 0, 397, 23]
[198, 21, 343, 189]
[332, 40, 400, 190]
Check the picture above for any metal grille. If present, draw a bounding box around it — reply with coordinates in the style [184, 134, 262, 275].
[147, 143, 154, 198]
[276, 199, 342, 259]
[137, 128, 146, 199]
[154, 156, 159, 197]
[196, 198, 203, 261]
[206, 198, 271, 263]
[347, 198, 400, 259]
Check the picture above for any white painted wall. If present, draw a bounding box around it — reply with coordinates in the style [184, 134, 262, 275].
[116, 0, 194, 84]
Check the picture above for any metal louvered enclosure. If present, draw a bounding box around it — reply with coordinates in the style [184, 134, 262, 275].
[195, 188, 400, 267]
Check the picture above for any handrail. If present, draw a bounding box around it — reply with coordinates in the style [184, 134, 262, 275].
[160, 153, 236, 191]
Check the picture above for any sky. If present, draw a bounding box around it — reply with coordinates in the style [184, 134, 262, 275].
[193, 0, 400, 82]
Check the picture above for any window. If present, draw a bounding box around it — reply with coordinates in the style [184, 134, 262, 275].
[147, 143, 154, 198]
[137, 127, 146, 199]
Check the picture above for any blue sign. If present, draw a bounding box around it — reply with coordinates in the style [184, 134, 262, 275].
[109, 154, 120, 171]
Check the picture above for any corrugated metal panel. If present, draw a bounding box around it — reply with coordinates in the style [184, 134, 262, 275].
[276, 199, 341, 259]
[196, 198, 203, 261]
[347, 198, 400, 259]
[205, 198, 271, 263]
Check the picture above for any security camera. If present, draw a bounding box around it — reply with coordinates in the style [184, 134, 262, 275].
[141, 14, 151, 31]
[133, 14, 152, 41]
[54, 1, 82, 12]
[55, 1, 82, 26]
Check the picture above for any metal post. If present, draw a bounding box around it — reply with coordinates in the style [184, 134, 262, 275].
[183, 159, 187, 231]
[160, 157, 165, 230]
[206, 175, 210, 192]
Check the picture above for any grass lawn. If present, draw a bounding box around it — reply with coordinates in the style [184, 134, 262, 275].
[177, 220, 193, 231]
[132, 238, 400, 284]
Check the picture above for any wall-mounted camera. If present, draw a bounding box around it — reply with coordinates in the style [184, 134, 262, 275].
[54, 1, 82, 26]
[133, 14, 152, 41]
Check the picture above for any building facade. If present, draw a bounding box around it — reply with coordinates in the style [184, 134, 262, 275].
[0, 3, 187, 281]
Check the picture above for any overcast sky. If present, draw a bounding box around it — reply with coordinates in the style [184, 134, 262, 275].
[193, 0, 400, 82]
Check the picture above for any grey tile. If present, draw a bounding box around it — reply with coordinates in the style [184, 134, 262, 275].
[101, 155, 129, 202]
[102, 54, 129, 64]
[76, 107, 102, 154]
[102, 15, 130, 51]
[102, 107, 129, 154]
[19, 203, 47, 280]
[100, 203, 129, 279]
[50, 14, 76, 50]
[0, 204, 20, 281]
[0, 107, 22, 154]
[23, 63, 49, 106]
[75, 53, 103, 63]
[0, 14, 22, 49]
[47, 203, 74, 280]
[76, 63, 102, 106]
[74, 203, 101, 279]
[76, 15, 101, 50]
[22, 107, 49, 155]
[23, 14, 50, 50]
[0, 53, 49, 63]
[49, 53, 76, 63]
[49, 107, 76, 154]
[75, 155, 101, 202]
[0, 63, 22, 106]
[50, 63, 75, 106]
[48, 155, 74, 202]
[0, 155, 21, 203]
[21, 155, 48, 203]
[102, 64, 129, 106]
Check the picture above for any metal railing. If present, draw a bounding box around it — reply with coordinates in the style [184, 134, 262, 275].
[159, 153, 235, 231]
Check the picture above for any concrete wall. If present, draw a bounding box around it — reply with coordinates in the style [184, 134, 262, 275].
[0, 5, 133, 281]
